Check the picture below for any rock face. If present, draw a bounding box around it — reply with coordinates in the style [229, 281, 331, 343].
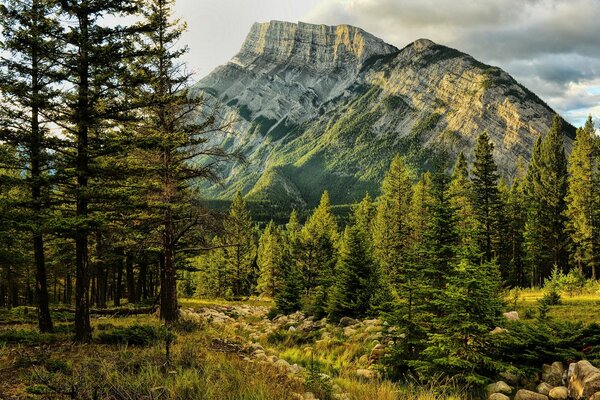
[569, 360, 600, 399]
[195, 20, 575, 207]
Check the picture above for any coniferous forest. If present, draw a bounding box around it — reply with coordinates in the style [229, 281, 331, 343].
[1, 1, 600, 399]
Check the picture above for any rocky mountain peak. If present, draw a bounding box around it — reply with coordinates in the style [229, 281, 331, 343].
[410, 38, 437, 51]
[231, 20, 399, 71]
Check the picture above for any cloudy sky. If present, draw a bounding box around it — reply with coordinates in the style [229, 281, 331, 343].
[173, 0, 600, 128]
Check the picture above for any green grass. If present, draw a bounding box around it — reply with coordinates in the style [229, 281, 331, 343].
[506, 288, 600, 324]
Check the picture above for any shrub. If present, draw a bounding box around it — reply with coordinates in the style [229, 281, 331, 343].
[305, 352, 333, 400]
[97, 324, 175, 346]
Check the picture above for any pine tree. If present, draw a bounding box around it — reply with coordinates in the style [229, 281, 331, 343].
[133, 0, 236, 320]
[55, 0, 148, 341]
[447, 152, 480, 260]
[352, 193, 376, 241]
[524, 136, 546, 286]
[416, 259, 503, 386]
[472, 131, 501, 262]
[0, 0, 61, 332]
[327, 225, 376, 320]
[372, 155, 413, 287]
[257, 221, 283, 297]
[566, 116, 598, 278]
[274, 210, 302, 314]
[505, 159, 527, 286]
[223, 192, 257, 297]
[525, 116, 570, 285]
[298, 191, 338, 295]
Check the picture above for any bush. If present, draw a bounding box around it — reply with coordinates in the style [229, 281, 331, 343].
[541, 289, 562, 306]
[97, 324, 175, 346]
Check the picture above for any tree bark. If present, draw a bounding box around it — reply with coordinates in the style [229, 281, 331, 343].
[161, 212, 178, 322]
[114, 257, 123, 307]
[126, 253, 136, 304]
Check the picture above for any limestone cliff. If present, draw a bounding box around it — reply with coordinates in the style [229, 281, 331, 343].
[193, 21, 574, 208]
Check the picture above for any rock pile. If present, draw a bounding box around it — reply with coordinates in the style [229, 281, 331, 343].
[487, 360, 600, 400]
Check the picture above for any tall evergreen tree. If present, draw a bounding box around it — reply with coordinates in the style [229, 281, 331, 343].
[505, 159, 527, 286]
[472, 131, 501, 262]
[0, 0, 61, 332]
[327, 225, 376, 320]
[134, 0, 235, 320]
[298, 191, 338, 294]
[447, 152, 479, 260]
[372, 155, 413, 287]
[257, 221, 283, 297]
[524, 136, 546, 286]
[274, 210, 302, 314]
[55, 0, 147, 341]
[566, 116, 599, 278]
[223, 192, 257, 297]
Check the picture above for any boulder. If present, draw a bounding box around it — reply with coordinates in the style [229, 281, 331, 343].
[339, 317, 359, 327]
[491, 327, 509, 335]
[500, 371, 521, 386]
[542, 362, 565, 387]
[288, 363, 302, 374]
[356, 369, 377, 380]
[274, 358, 291, 369]
[514, 389, 548, 400]
[503, 311, 520, 321]
[489, 394, 510, 400]
[548, 386, 568, 400]
[536, 382, 553, 396]
[568, 360, 600, 399]
[487, 381, 512, 396]
[343, 326, 357, 337]
[369, 344, 386, 362]
[589, 392, 600, 400]
[288, 326, 297, 331]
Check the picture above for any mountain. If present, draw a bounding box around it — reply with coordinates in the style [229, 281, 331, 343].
[193, 20, 574, 209]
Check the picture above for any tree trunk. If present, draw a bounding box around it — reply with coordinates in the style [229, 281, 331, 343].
[114, 257, 123, 307]
[137, 259, 147, 301]
[161, 212, 178, 322]
[126, 253, 136, 304]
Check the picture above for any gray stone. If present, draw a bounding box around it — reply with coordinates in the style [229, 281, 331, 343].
[489, 394, 510, 400]
[503, 311, 520, 321]
[487, 381, 512, 396]
[514, 389, 548, 400]
[542, 362, 565, 387]
[568, 360, 600, 399]
[536, 382, 553, 396]
[548, 386, 568, 400]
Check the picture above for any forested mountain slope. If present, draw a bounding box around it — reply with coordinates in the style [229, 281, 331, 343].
[194, 20, 574, 207]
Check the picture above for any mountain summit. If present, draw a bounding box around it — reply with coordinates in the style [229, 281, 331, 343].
[195, 21, 574, 208]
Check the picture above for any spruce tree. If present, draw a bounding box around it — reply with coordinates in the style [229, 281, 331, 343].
[257, 221, 283, 297]
[524, 136, 546, 286]
[525, 116, 569, 284]
[566, 116, 598, 278]
[298, 191, 338, 295]
[274, 210, 302, 314]
[0, 0, 61, 332]
[505, 159, 527, 286]
[327, 226, 376, 320]
[133, 0, 236, 320]
[55, 0, 147, 341]
[416, 259, 503, 386]
[223, 192, 257, 297]
[472, 131, 501, 262]
[372, 155, 413, 287]
[447, 152, 479, 260]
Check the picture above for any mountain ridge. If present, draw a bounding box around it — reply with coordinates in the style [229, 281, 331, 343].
[193, 20, 574, 208]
